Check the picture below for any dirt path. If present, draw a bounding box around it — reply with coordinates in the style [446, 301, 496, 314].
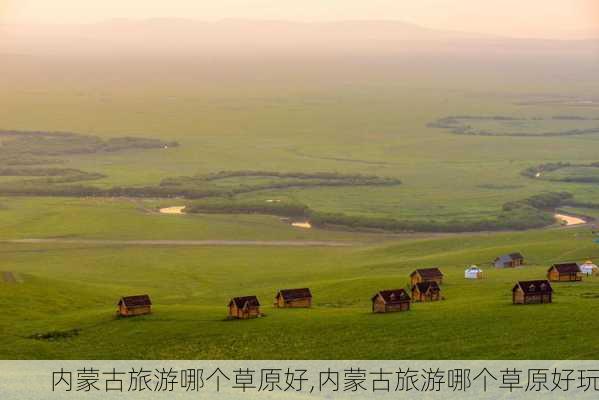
[2, 239, 356, 247]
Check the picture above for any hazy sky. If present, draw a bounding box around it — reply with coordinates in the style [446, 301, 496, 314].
[2, 0, 598, 39]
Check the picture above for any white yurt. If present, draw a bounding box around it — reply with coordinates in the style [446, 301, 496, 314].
[580, 260, 598, 276]
[465, 265, 483, 279]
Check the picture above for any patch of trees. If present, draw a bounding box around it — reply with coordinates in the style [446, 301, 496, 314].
[521, 162, 571, 178]
[522, 162, 599, 183]
[310, 193, 562, 232]
[187, 200, 310, 218]
[163, 170, 400, 185]
[0, 129, 178, 190]
[0, 129, 178, 159]
[185, 193, 564, 233]
[0, 169, 401, 200]
[309, 206, 554, 233]
[564, 200, 599, 210]
[160, 170, 401, 196]
[503, 192, 573, 211]
[0, 184, 228, 199]
[552, 115, 598, 120]
[428, 116, 599, 137]
[0, 167, 105, 184]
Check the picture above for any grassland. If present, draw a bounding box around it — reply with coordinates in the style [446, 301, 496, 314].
[1, 44, 599, 359]
[2, 52, 599, 226]
[1, 204, 598, 359]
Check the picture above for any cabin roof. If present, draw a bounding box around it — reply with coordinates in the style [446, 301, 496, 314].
[413, 281, 441, 292]
[277, 288, 312, 301]
[119, 295, 152, 308]
[411, 267, 443, 278]
[512, 280, 553, 294]
[550, 262, 581, 274]
[496, 252, 524, 263]
[372, 289, 410, 303]
[230, 296, 260, 308]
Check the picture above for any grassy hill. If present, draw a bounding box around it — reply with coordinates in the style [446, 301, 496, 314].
[0, 21, 598, 359]
[1, 204, 597, 359]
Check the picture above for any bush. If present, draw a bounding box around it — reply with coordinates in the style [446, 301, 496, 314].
[187, 200, 310, 218]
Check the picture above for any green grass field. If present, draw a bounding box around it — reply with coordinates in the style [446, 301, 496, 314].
[1, 47, 599, 359]
[1, 209, 598, 359]
[2, 55, 599, 224]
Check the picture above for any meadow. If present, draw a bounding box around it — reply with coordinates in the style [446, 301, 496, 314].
[1, 210, 598, 359]
[2, 51, 599, 227]
[1, 37, 599, 359]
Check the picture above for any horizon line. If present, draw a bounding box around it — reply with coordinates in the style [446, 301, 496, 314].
[2, 17, 598, 41]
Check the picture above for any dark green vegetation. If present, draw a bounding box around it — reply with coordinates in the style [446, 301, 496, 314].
[187, 191, 562, 232]
[523, 161, 599, 184]
[162, 170, 401, 198]
[520, 163, 599, 213]
[0, 147, 575, 232]
[0, 130, 177, 188]
[0, 130, 178, 160]
[429, 115, 599, 137]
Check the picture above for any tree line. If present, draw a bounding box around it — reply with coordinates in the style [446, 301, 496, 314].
[522, 162, 599, 183]
[185, 192, 570, 233]
[428, 116, 599, 137]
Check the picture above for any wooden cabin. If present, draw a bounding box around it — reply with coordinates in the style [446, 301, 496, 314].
[411, 281, 442, 302]
[410, 268, 444, 286]
[494, 252, 524, 268]
[547, 263, 582, 282]
[512, 280, 553, 305]
[371, 289, 411, 313]
[228, 296, 261, 319]
[275, 288, 312, 308]
[117, 295, 152, 317]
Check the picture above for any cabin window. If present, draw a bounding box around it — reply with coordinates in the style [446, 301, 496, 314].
[528, 284, 535, 292]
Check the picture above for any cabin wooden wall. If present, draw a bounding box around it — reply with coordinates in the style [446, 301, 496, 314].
[421, 292, 440, 302]
[513, 289, 552, 304]
[277, 297, 311, 308]
[229, 304, 239, 318]
[410, 275, 421, 286]
[372, 296, 410, 313]
[411, 289, 440, 302]
[119, 305, 151, 317]
[548, 270, 582, 282]
[524, 294, 551, 304]
[513, 259, 523, 267]
[410, 274, 442, 286]
[246, 307, 261, 318]
[276, 297, 285, 308]
[513, 288, 525, 304]
[372, 296, 386, 313]
[386, 302, 410, 312]
[229, 305, 261, 319]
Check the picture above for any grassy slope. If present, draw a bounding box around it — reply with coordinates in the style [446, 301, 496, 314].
[1, 53, 598, 360]
[1, 209, 598, 359]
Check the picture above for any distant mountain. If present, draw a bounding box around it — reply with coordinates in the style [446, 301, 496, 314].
[1, 19, 597, 56]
